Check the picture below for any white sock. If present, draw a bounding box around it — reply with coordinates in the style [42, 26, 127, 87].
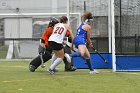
[50, 58, 63, 70]
[51, 54, 57, 64]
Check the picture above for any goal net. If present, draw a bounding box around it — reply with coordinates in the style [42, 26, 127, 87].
[0, 13, 81, 59]
[32, 13, 81, 38]
[114, 0, 140, 71]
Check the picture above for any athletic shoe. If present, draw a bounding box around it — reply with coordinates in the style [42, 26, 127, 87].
[29, 65, 36, 72]
[48, 68, 55, 74]
[64, 53, 71, 63]
[89, 70, 99, 74]
[89, 70, 94, 74]
[54, 69, 58, 72]
[70, 66, 77, 71]
[65, 66, 77, 71]
[94, 69, 99, 74]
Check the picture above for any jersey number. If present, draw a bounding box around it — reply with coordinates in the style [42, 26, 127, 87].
[54, 27, 64, 35]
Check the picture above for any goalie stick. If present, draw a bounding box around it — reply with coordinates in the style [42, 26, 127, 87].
[39, 53, 46, 68]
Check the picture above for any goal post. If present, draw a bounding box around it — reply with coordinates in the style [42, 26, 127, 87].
[110, 0, 116, 72]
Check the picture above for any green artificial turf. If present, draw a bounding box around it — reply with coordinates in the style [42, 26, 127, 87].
[0, 60, 140, 93]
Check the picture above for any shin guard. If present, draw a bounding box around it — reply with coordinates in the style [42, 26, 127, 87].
[29, 51, 52, 69]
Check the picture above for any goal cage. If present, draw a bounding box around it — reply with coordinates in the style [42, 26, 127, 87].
[0, 13, 81, 59]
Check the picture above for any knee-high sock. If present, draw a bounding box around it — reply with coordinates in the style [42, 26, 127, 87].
[86, 59, 93, 71]
[51, 54, 57, 64]
[50, 58, 63, 70]
[69, 51, 85, 60]
[69, 51, 81, 57]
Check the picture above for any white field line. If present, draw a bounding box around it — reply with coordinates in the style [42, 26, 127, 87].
[0, 65, 28, 68]
[1, 76, 73, 83]
[116, 72, 140, 75]
[0, 59, 32, 61]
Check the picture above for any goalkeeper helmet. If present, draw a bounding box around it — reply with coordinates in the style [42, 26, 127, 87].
[49, 17, 59, 26]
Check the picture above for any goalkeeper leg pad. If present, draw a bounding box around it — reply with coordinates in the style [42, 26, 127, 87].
[29, 52, 52, 71]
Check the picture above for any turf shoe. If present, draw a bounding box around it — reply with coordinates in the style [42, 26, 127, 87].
[89, 70, 94, 74]
[89, 70, 99, 74]
[48, 68, 55, 74]
[65, 65, 77, 71]
[94, 69, 99, 74]
[69, 66, 77, 71]
[54, 69, 58, 72]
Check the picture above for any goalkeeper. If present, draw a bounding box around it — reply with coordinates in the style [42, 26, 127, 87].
[29, 17, 76, 72]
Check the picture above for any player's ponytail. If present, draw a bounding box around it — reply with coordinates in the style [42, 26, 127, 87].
[60, 16, 68, 23]
[82, 11, 93, 23]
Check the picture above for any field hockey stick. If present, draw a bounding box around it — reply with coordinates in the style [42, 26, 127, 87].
[39, 53, 45, 68]
[91, 47, 108, 63]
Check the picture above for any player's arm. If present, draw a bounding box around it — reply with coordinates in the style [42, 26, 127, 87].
[38, 28, 47, 54]
[40, 27, 52, 47]
[86, 25, 93, 48]
[40, 30, 47, 47]
[65, 24, 74, 50]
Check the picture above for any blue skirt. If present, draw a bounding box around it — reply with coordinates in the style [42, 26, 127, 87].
[74, 37, 86, 48]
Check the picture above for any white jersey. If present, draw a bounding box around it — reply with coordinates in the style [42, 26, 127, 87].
[49, 23, 67, 44]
